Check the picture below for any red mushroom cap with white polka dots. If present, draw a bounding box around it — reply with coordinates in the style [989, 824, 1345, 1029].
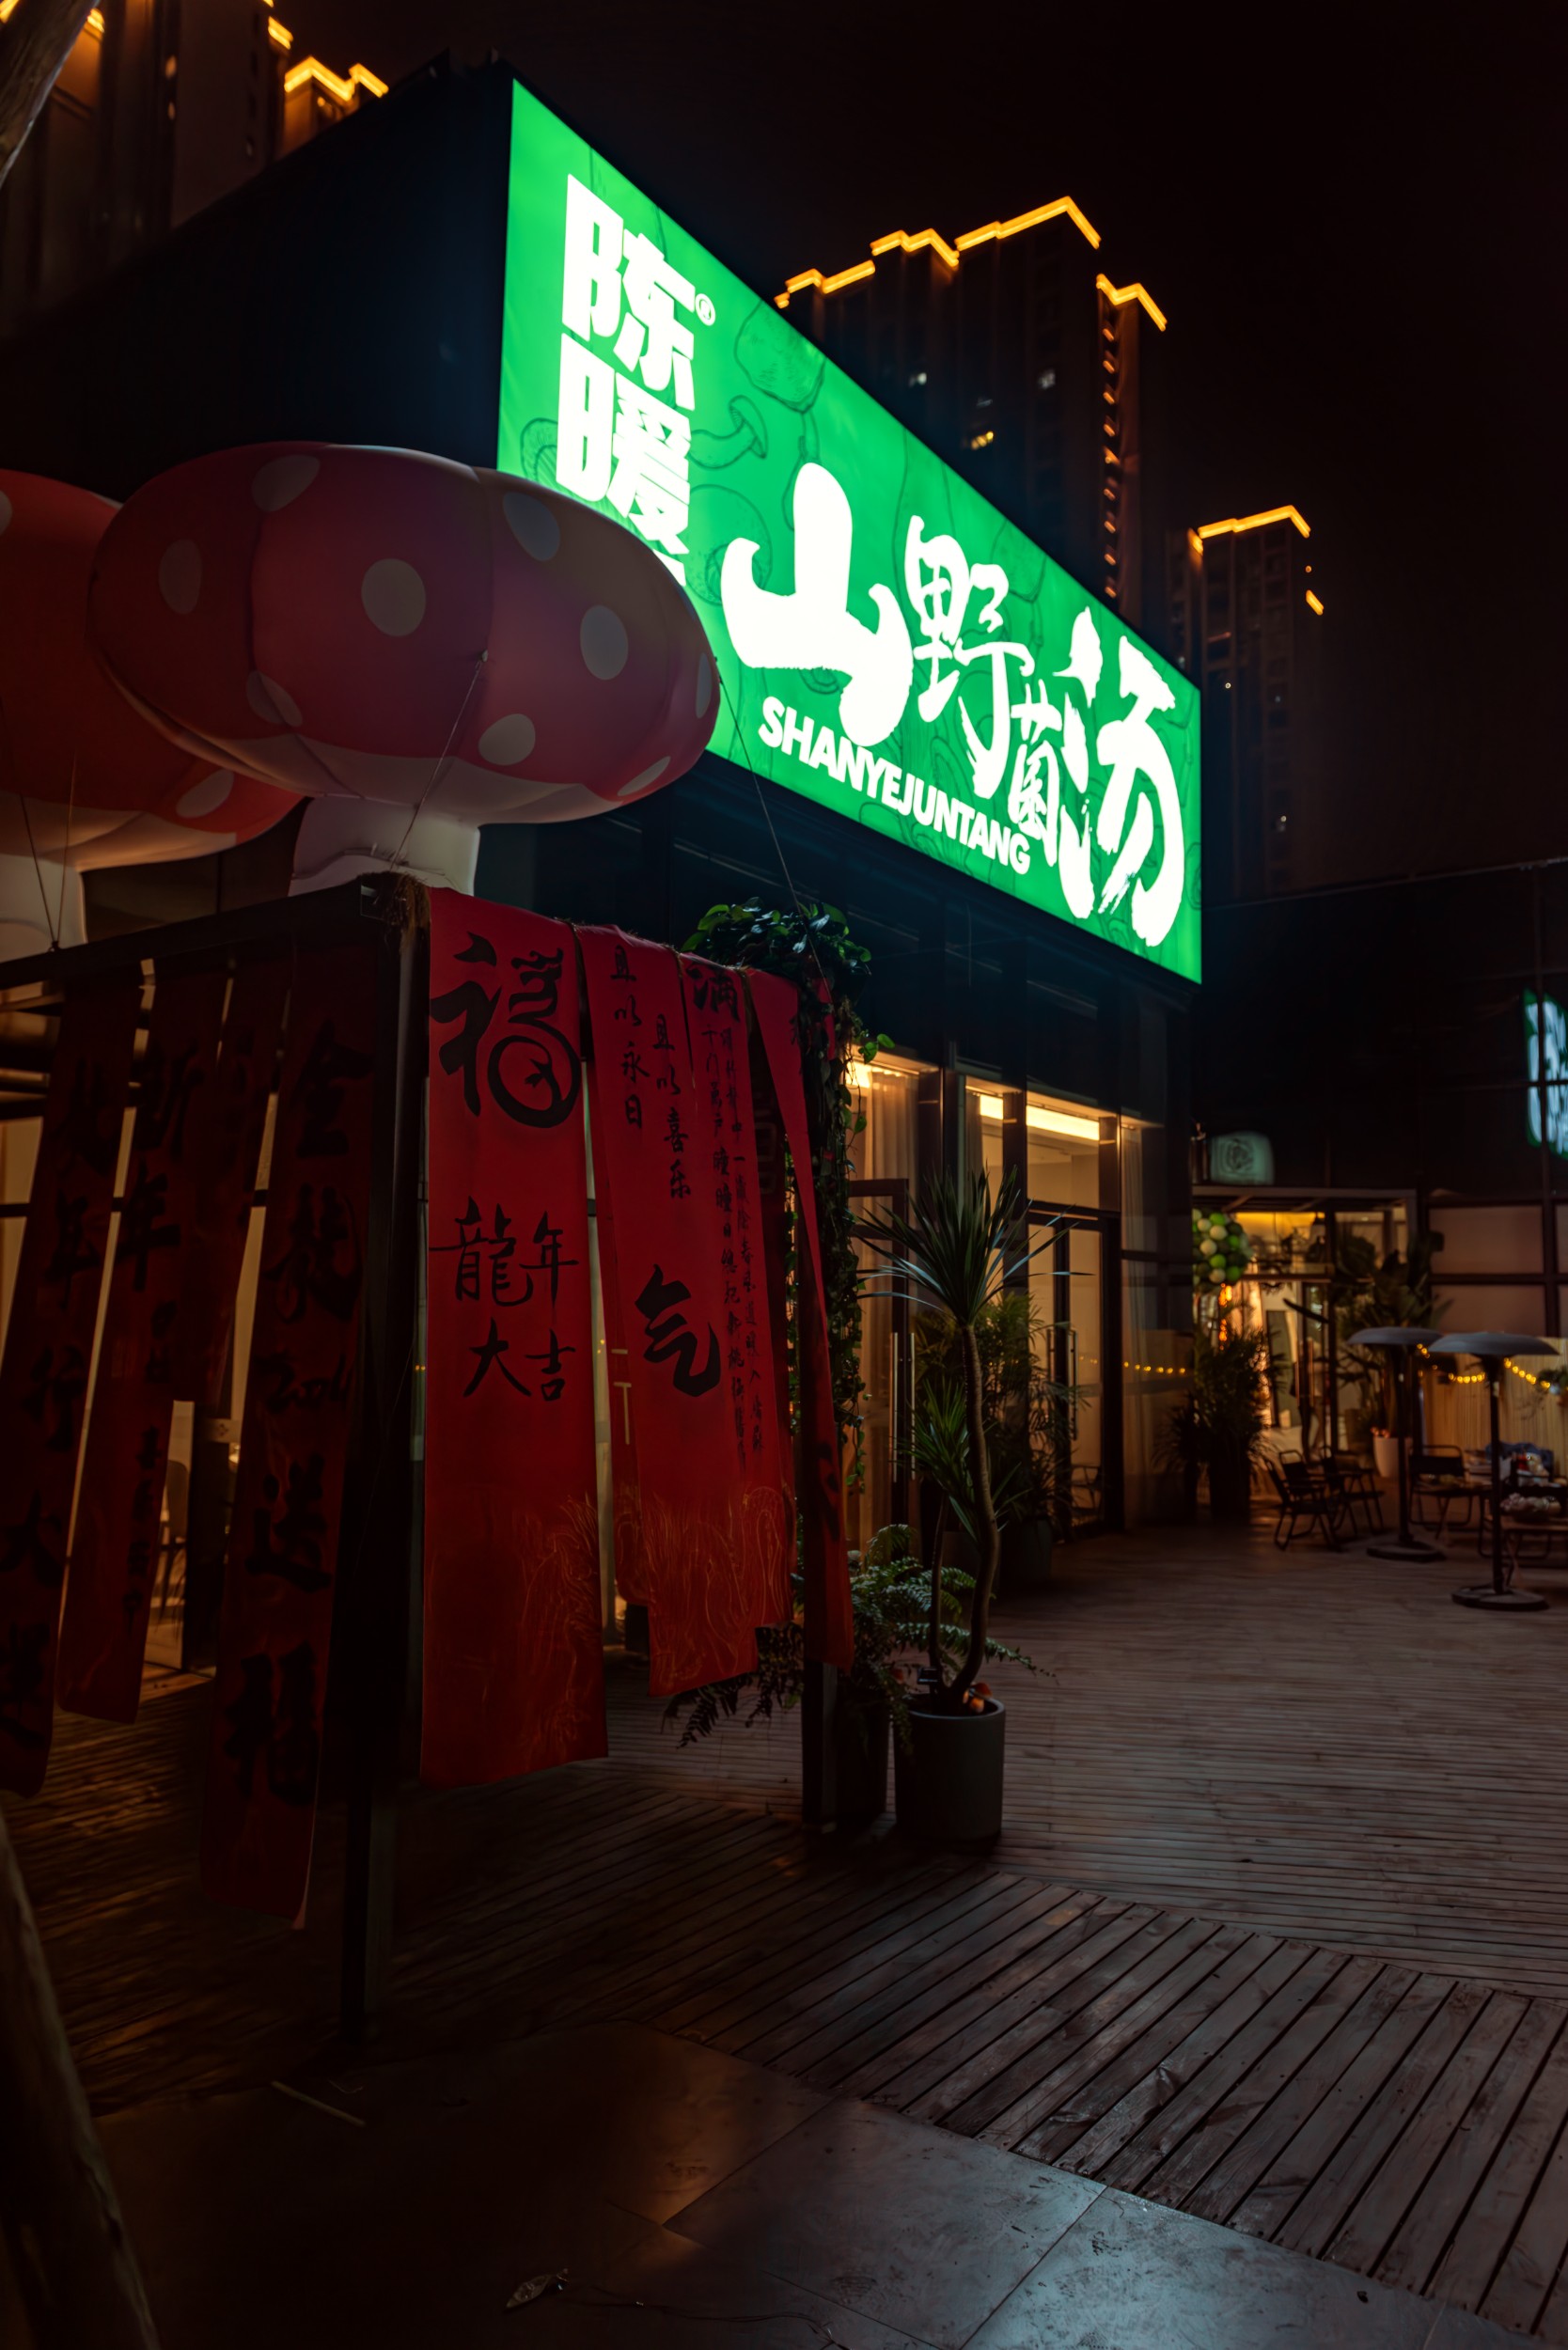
[0, 468, 299, 866]
[87, 443, 719, 824]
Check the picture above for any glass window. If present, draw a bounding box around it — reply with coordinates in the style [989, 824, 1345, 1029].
[1430, 1204, 1544, 1277]
[1123, 1259, 1188, 1525]
[846, 1054, 931, 1554]
[1027, 1090, 1103, 1208]
[1434, 1283, 1549, 1339]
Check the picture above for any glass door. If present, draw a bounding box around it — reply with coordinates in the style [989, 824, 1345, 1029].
[847, 1177, 912, 1552]
[1029, 1209, 1105, 1529]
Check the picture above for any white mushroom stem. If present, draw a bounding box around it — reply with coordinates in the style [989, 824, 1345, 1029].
[288, 798, 481, 897]
[0, 852, 86, 958]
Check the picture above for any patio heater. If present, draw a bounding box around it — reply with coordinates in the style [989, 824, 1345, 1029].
[1429, 1332, 1558, 1612]
[1350, 1327, 1443, 1561]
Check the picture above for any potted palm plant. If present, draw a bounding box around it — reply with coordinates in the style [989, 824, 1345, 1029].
[860, 1169, 1049, 1849]
[915, 1287, 1078, 1594]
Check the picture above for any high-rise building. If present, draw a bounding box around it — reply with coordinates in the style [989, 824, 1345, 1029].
[0, 0, 384, 337]
[776, 202, 1171, 639]
[1167, 507, 1325, 902]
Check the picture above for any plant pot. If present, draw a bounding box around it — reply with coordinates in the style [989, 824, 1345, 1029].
[894, 1699, 1006, 1851]
[1207, 1447, 1254, 1523]
[834, 1698, 889, 1823]
[1372, 1434, 1403, 1480]
[1001, 1516, 1053, 1595]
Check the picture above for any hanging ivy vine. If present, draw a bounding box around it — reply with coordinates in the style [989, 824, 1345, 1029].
[684, 898, 889, 1486]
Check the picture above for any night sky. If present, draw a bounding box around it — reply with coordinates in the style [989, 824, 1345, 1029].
[283, 1, 1560, 891]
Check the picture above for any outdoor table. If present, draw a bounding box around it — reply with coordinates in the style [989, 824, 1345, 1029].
[1431, 1331, 1559, 1611]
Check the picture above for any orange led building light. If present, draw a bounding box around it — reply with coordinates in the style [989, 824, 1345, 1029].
[284, 55, 387, 103]
[777, 194, 1103, 308]
[268, 14, 293, 47]
[957, 196, 1101, 253]
[870, 226, 962, 270]
[1095, 274, 1168, 331]
[1197, 505, 1311, 541]
[1305, 588, 1325, 616]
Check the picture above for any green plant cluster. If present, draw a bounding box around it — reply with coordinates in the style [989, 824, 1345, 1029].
[685, 898, 888, 1482]
[1332, 1230, 1444, 1438]
[663, 1528, 1030, 1751]
[1161, 1324, 1271, 1519]
[1193, 1208, 1251, 1292]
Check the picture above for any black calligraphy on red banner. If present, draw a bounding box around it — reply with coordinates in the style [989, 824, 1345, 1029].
[58, 964, 229, 1722]
[175, 957, 289, 1407]
[678, 953, 792, 1628]
[580, 929, 789, 1696]
[421, 894, 604, 1788]
[200, 943, 375, 1919]
[0, 981, 139, 1793]
[748, 973, 854, 1673]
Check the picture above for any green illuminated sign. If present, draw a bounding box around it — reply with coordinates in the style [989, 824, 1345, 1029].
[498, 81, 1201, 981]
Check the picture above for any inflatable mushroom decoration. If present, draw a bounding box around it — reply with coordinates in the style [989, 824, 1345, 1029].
[88, 444, 720, 895]
[0, 471, 300, 958]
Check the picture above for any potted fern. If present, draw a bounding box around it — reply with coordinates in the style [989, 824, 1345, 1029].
[663, 1531, 958, 1820]
[860, 1169, 1050, 1848]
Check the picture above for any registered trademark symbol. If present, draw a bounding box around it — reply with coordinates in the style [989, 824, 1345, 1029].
[696, 292, 715, 326]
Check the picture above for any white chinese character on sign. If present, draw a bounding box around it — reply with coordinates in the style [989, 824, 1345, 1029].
[904, 516, 1029, 800]
[557, 337, 615, 502]
[562, 177, 624, 342]
[608, 375, 692, 556]
[721, 462, 914, 746]
[614, 233, 697, 412]
[903, 519, 1007, 722]
[1094, 637, 1184, 948]
[558, 178, 698, 579]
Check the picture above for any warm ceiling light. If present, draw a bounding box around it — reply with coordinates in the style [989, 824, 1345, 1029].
[1305, 588, 1325, 616]
[975, 1093, 1101, 1143]
[1029, 1105, 1101, 1141]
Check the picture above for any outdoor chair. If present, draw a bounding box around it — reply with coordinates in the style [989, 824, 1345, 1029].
[1323, 1458, 1385, 1537]
[1267, 1457, 1346, 1550]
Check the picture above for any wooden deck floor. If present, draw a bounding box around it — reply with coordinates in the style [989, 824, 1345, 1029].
[8, 1521, 1568, 2340]
[614, 1521, 1568, 2001]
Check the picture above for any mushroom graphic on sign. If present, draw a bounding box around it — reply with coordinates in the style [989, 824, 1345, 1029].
[88, 444, 718, 894]
[0, 471, 301, 957]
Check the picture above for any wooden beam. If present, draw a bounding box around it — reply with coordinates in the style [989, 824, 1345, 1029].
[0, 0, 98, 198]
[0, 1803, 161, 2349]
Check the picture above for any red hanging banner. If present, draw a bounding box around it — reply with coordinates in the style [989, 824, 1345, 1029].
[678, 953, 793, 1628]
[748, 973, 854, 1672]
[580, 928, 788, 1695]
[57, 963, 229, 1722]
[176, 956, 289, 1407]
[200, 940, 376, 1918]
[0, 979, 139, 1793]
[421, 892, 604, 1788]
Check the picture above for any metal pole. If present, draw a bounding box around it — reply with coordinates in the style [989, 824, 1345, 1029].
[338, 910, 426, 2040]
[1489, 1371, 1506, 1597]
